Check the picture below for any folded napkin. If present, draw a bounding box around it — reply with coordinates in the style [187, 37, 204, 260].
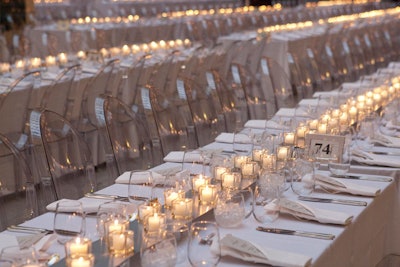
[0, 233, 19, 252]
[371, 132, 400, 148]
[213, 234, 311, 267]
[275, 108, 310, 118]
[266, 198, 353, 225]
[244, 120, 287, 130]
[386, 120, 400, 131]
[305, 173, 381, 197]
[46, 198, 105, 214]
[115, 170, 166, 185]
[17, 232, 47, 249]
[163, 151, 204, 163]
[352, 149, 400, 168]
[215, 133, 253, 144]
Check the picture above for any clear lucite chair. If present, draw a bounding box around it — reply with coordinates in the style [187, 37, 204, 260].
[258, 56, 296, 111]
[40, 64, 81, 119]
[31, 109, 98, 200]
[147, 84, 197, 156]
[0, 132, 39, 231]
[98, 95, 161, 175]
[177, 74, 226, 147]
[76, 58, 121, 166]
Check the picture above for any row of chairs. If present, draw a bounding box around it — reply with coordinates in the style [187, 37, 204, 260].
[1, 7, 399, 229]
[0, 45, 294, 230]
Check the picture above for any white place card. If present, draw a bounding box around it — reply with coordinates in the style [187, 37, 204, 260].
[141, 87, 152, 110]
[305, 133, 345, 162]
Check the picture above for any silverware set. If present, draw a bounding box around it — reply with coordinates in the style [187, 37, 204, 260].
[256, 226, 335, 240]
[298, 196, 367, 206]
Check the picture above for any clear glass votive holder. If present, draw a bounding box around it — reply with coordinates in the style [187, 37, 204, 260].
[198, 184, 218, 205]
[145, 213, 167, 234]
[283, 132, 296, 146]
[104, 218, 129, 238]
[252, 149, 266, 163]
[261, 153, 276, 170]
[164, 189, 186, 210]
[241, 161, 260, 179]
[221, 171, 242, 190]
[137, 202, 162, 223]
[191, 174, 211, 192]
[172, 198, 193, 221]
[233, 155, 250, 169]
[107, 230, 134, 256]
[65, 237, 92, 257]
[66, 254, 95, 267]
[213, 166, 229, 181]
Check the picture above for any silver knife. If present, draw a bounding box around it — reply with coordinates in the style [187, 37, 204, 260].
[331, 174, 392, 182]
[368, 151, 400, 156]
[256, 226, 335, 240]
[298, 196, 367, 206]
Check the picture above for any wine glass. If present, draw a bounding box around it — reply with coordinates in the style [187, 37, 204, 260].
[53, 199, 85, 244]
[129, 170, 155, 202]
[328, 140, 352, 177]
[233, 130, 254, 156]
[96, 201, 127, 242]
[182, 150, 203, 175]
[0, 246, 39, 266]
[140, 231, 177, 267]
[253, 170, 282, 223]
[291, 156, 315, 196]
[188, 221, 220, 267]
[214, 190, 246, 228]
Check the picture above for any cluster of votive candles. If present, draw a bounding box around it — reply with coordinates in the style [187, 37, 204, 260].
[0, 38, 191, 74]
[65, 237, 94, 267]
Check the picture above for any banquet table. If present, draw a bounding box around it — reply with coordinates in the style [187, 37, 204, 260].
[2, 132, 400, 267]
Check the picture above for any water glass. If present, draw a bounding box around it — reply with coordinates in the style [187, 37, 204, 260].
[0, 246, 39, 266]
[253, 171, 282, 223]
[140, 231, 177, 267]
[233, 131, 253, 156]
[96, 201, 127, 240]
[54, 200, 85, 244]
[129, 170, 154, 202]
[214, 191, 245, 228]
[188, 221, 220, 267]
[291, 157, 315, 196]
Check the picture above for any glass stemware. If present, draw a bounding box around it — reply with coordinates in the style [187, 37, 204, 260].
[53, 199, 85, 244]
[129, 170, 155, 203]
[232, 130, 254, 156]
[140, 231, 177, 267]
[253, 170, 283, 223]
[0, 246, 39, 266]
[188, 221, 220, 267]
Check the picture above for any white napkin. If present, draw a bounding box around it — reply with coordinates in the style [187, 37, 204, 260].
[115, 170, 166, 185]
[163, 151, 203, 163]
[352, 149, 400, 168]
[244, 120, 287, 130]
[214, 234, 312, 267]
[305, 173, 381, 197]
[46, 198, 106, 214]
[371, 132, 400, 148]
[386, 120, 400, 131]
[275, 108, 310, 118]
[266, 198, 353, 225]
[215, 133, 252, 144]
[0, 233, 19, 252]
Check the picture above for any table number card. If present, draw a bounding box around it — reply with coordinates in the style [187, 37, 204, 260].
[176, 79, 187, 100]
[206, 72, 216, 90]
[305, 133, 345, 162]
[141, 87, 152, 110]
[231, 65, 241, 84]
